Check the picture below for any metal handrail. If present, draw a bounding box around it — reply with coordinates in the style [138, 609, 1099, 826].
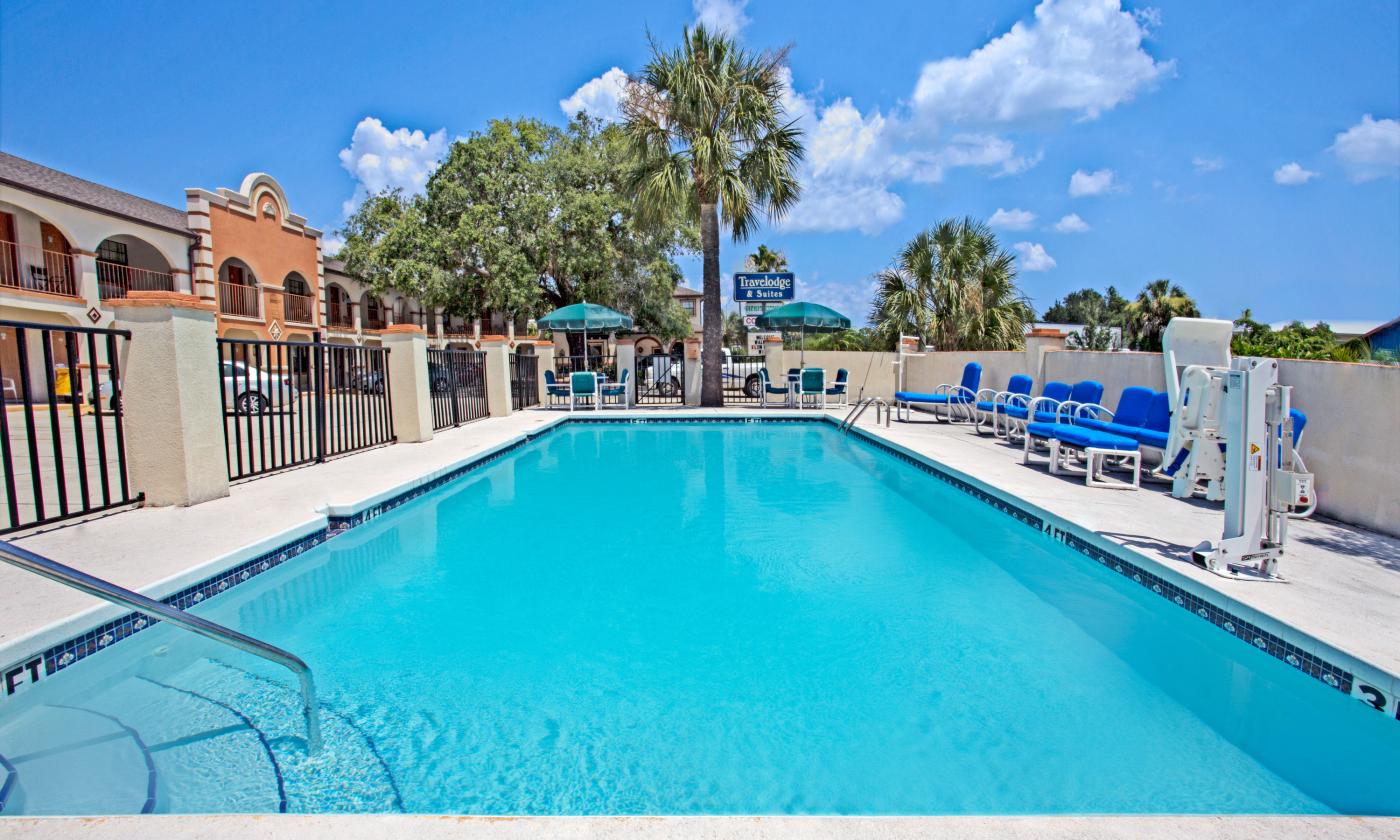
[0, 540, 322, 753]
[840, 397, 889, 432]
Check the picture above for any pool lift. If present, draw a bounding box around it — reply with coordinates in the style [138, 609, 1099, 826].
[1160, 318, 1314, 582]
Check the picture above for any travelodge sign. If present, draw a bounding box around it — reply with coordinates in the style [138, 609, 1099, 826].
[733, 272, 795, 301]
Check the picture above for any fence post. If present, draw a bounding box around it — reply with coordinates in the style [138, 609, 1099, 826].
[109, 291, 230, 507]
[683, 338, 702, 406]
[313, 333, 327, 462]
[534, 341, 556, 406]
[481, 336, 513, 418]
[381, 325, 434, 443]
[1023, 328, 1068, 386]
[614, 339, 636, 408]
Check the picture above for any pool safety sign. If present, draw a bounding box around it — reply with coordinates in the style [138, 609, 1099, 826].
[733, 272, 795, 301]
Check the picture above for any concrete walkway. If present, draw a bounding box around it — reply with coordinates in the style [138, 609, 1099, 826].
[1, 814, 1396, 839]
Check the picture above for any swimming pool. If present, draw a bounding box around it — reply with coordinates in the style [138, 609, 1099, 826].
[1, 420, 1395, 815]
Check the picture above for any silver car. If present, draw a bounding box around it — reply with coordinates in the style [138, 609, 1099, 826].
[222, 361, 298, 414]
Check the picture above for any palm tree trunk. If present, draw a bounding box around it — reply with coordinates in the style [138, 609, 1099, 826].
[699, 201, 723, 406]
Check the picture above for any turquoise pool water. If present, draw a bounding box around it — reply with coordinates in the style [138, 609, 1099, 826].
[1, 421, 1396, 815]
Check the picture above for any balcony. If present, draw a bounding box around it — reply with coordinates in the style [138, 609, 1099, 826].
[326, 303, 354, 329]
[218, 281, 260, 319]
[284, 292, 315, 324]
[96, 260, 174, 300]
[0, 239, 78, 297]
[361, 305, 386, 331]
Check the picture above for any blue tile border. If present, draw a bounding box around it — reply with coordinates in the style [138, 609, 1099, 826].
[12, 414, 1398, 727]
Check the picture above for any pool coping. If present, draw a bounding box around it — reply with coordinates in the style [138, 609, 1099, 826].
[1, 412, 1396, 730]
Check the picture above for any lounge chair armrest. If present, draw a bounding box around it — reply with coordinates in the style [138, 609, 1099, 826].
[1028, 396, 1062, 415]
[975, 387, 999, 402]
[998, 392, 1031, 409]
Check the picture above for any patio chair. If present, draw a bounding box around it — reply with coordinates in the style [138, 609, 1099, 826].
[1023, 418, 1142, 490]
[973, 374, 1034, 437]
[798, 368, 826, 409]
[1003, 380, 1103, 443]
[569, 371, 598, 411]
[543, 369, 571, 409]
[600, 368, 629, 408]
[894, 362, 981, 423]
[825, 368, 849, 406]
[758, 368, 791, 408]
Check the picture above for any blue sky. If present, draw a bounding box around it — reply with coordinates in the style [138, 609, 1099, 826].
[2, 0, 1397, 324]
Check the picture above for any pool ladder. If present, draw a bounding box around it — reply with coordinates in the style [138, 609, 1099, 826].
[0, 539, 323, 753]
[840, 397, 890, 432]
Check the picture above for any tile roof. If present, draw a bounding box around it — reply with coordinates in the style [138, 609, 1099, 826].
[0, 151, 193, 237]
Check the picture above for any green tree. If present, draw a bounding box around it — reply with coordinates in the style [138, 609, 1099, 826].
[1125, 279, 1199, 351]
[622, 25, 804, 406]
[1042, 288, 1106, 324]
[722, 310, 747, 352]
[870, 218, 1033, 352]
[1232, 310, 1365, 361]
[339, 116, 694, 347]
[745, 244, 788, 272]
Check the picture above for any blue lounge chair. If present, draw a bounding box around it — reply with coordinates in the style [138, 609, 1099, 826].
[973, 374, 1034, 437]
[600, 368, 629, 408]
[894, 362, 982, 422]
[569, 371, 598, 411]
[1002, 381, 1069, 440]
[825, 368, 849, 406]
[543, 369, 571, 409]
[758, 368, 791, 408]
[1023, 417, 1142, 489]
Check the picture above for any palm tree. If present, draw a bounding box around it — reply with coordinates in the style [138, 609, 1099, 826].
[622, 26, 804, 405]
[870, 218, 1032, 351]
[1126, 279, 1199, 351]
[722, 310, 747, 351]
[745, 244, 788, 272]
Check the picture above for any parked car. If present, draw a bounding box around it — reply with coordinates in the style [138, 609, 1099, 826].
[643, 348, 761, 397]
[221, 361, 298, 414]
[347, 365, 385, 394]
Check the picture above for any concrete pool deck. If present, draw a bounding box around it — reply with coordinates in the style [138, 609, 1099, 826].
[1, 814, 1397, 839]
[0, 406, 1397, 831]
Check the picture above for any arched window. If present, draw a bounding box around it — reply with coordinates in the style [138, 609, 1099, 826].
[326, 284, 353, 327]
[284, 273, 312, 323]
[217, 258, 259, 318]
[362, 294, 385, 329]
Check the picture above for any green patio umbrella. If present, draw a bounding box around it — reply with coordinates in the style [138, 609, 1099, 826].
[755, 301, 852, 366]
[536, 302, 634, 371]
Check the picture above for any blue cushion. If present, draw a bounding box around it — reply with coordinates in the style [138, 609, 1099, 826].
[765, 385, 789, 395]
[895, 391, 971, 404]
[959, 362, 982, 393]
[1042, 382, 1072, 403]
[826, 385, 846, 395]
[1111, 386, 1156, 429]
[1132, 428, 1169, 449]
[1028, 422, 1137, 452]
[1145, 392, 1172, 433]
[1004, 404, 1029, 420]
[1069, 380, 1104, 406]
[1006, 374, 1033, 396]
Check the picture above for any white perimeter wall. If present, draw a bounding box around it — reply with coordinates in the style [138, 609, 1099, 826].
[778, 347, 1400, 536]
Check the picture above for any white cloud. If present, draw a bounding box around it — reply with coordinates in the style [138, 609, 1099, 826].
[1013, 241, 1057, 271]
[559, 67, 629, 122]
[1068, 168, 1117, 197]
[782, 182, 906, 236]
[1329, 114, 1400, 182]
[796, 274, 878, 325]
[911, 0, 1173, 126]
[693, 0, 750, 35]
[1273, 162, 1319, 186]
[321, 233, 345, 258]
[1052, 213, 1091, 233]
[1192, 155, 1224, 173]
[337, 117, 449, 215]
[989, 208, 1037, 230]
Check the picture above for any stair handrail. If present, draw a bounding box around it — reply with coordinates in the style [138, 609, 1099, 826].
[840, 397, 889, 432]
[0, 540, 322, 753]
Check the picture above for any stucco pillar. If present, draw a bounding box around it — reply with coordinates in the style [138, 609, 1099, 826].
[683, 337, 702, 406]
[1024, 329, 1069, 386]
[614, 339, 636, 408]
[170, 268, 193, 295]
[109, 291, 229, 507]
[380, 325, 433, 443]
[72, 250, 102, 314]
[763, 335, 785, 384]
[481, 336, 513, 418]
[534, 342, 556, 406]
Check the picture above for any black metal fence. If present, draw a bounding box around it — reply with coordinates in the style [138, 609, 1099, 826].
[511, 353, 539, 410]
[0, 320, 141, 533]
[217, 337, 394, 481]
[635, 354, 684, 404]
[552, 353, 617, 379]
[428, 348, 488, 429]
[723, 354, 766, 404]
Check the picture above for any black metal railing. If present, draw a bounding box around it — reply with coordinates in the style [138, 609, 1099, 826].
[511, 353, 539, 410]
[428, 348, 488, 430]
[553, 353, 617, 379]
[635, 354, 684, 404]
[723, 354, 766, 404]
[0, 319, 141, 533]
[218, 336, 395, 481]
